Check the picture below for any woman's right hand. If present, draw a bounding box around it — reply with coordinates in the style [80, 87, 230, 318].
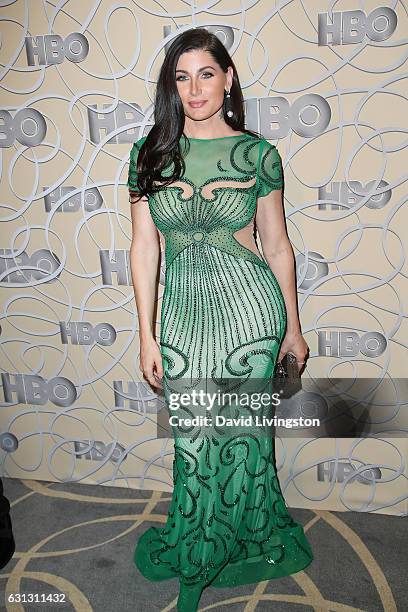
[139, 337, 164, 390]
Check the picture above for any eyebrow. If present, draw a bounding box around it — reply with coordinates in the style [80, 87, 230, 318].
[175, 65, 216, 73]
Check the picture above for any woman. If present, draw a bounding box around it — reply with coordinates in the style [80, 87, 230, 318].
[128, 27, 313, 612]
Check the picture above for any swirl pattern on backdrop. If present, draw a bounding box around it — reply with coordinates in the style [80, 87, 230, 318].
[0, 1, 406, 516]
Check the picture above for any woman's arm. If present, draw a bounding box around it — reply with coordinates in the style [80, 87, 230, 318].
[129, 191, 160, 343]
[256, 188, 300, 334]
[256, 188, 309, 366]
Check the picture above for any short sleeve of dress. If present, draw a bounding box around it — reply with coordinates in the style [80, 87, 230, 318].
[257, 139, 283, 197]
[127, 136, 146, 192]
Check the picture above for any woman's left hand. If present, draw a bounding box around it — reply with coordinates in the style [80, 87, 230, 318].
[278, 331, 309, 372]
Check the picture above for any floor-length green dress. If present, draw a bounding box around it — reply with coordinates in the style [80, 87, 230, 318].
[127, 132, 313, 610]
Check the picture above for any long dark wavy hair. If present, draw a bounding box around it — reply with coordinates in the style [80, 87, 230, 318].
[133, 27, 261, 201]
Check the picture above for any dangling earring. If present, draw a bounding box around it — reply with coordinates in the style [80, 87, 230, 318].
[224, 89, 234, 118]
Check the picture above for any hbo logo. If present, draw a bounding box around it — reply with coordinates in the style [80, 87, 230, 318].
[2, 373, 77, 407]
[60, 322, 116, 346]
[74, 440, 127, 464]
[44, 186, 103, 213]
[164, 24, 234, 53]
[0, 109, 46, 148]
[87, 102, 145, 145]
[25, 33, 89, 66]
[318, 461, 382, 484]
[245, 94, 331, 139]
[318, 331, 387, 358]
[0, 249, 61, 283]
[318, 8, 397, 45]
[318, 181, 391, 210]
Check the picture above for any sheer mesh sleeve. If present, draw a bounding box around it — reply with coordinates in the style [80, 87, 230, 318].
[127, 136, 146, 192]
[257, 139, 283, 197]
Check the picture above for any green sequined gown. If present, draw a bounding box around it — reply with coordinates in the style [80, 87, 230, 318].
[128, 133, 313, 609]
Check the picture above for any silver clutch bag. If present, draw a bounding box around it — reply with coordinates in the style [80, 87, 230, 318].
[273, 352, 302, 398]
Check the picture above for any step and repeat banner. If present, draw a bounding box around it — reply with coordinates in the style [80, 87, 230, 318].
[0, 2, 406, 515]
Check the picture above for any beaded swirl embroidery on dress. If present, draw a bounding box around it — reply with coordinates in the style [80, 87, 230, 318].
[127, 133, 313, 597]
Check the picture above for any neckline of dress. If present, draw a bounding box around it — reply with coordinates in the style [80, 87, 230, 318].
[182, 133, 247, 141]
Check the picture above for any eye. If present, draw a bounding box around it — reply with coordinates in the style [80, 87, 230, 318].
[202, 72, 214, 78]
[176, 75, 187, 81]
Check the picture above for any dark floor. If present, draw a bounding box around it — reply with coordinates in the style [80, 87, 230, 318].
[0, 477, 405, 611]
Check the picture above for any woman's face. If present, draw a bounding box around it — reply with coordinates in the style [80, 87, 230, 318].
[175, 49, 233, 123]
